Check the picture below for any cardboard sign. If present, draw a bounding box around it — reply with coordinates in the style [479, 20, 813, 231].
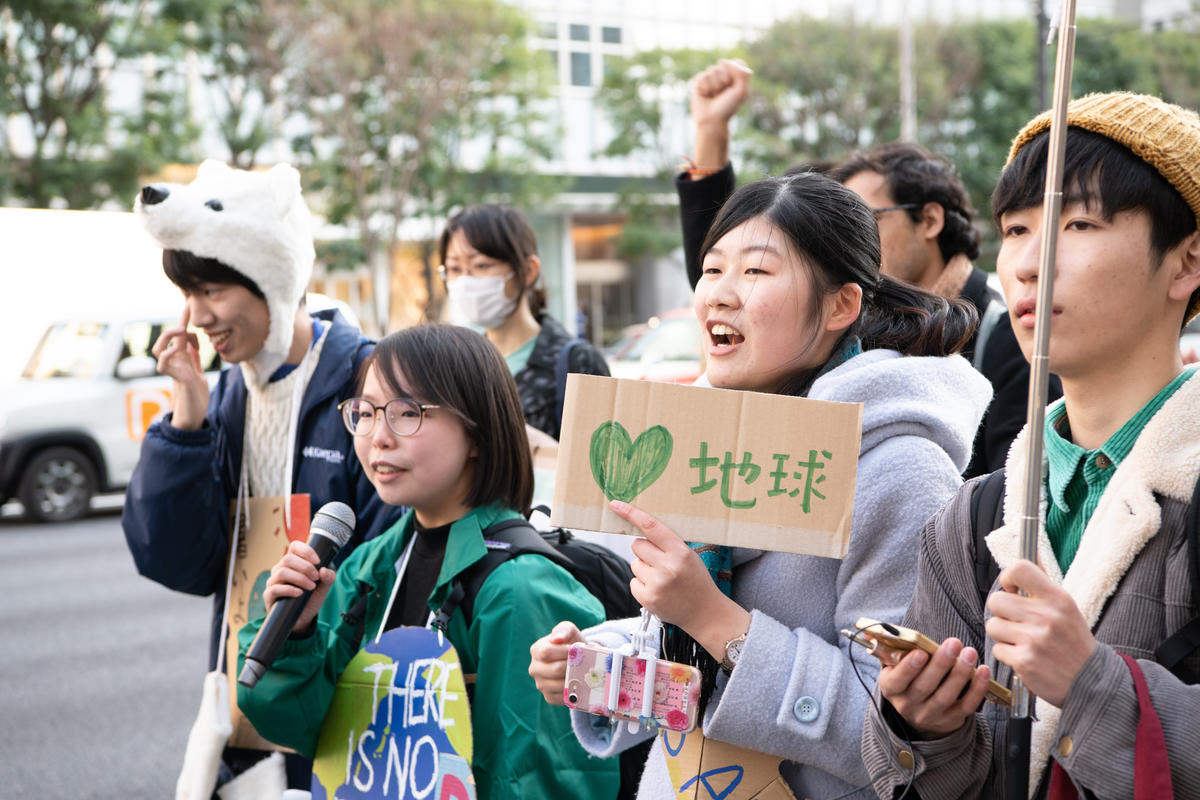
[224, 494, 310, 751]
[311, 626, 474, 800]
[660, 730, 796, 800]
[551, 375, 862, 558]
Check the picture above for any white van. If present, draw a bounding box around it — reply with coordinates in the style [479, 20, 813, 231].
[0, 291, 358, 523]
[0, 311, 222, 521]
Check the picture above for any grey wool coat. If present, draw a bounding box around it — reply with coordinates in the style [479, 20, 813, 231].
[862, 369, 1200, 800]
[573, 349, 992, 800]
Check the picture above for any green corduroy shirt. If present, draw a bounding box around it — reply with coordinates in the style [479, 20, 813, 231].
[1044, 369, 1195, 571]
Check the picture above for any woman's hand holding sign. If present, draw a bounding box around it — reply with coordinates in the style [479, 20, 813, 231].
[609, 499, 751, 666]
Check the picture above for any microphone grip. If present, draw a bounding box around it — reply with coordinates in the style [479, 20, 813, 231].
[238, 532, 342, 688]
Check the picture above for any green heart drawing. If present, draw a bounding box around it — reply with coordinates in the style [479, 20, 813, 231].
[589, 421, 674, 503]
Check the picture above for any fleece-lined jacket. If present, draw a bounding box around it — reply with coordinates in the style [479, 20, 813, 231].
[862, 368, 1200, 799]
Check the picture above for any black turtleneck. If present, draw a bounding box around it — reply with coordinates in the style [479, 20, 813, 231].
[384, 516, 453, 630]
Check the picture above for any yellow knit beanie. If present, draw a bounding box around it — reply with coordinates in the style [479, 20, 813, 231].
[1008, 92, 1200, 322]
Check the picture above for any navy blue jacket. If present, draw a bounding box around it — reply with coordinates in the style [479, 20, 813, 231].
[122, 309, 399, 668]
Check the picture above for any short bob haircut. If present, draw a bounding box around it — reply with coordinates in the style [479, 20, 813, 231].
[698, 172, 976, 395]
[357, 324, 533, 515]
[163, 249, 265, 299]
[993, 127, 1197, 261]
[438, 204, 546, 317]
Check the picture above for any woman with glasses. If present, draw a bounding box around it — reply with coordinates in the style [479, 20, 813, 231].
[236, 324, 620, 800]
[439, 204, 609, 440]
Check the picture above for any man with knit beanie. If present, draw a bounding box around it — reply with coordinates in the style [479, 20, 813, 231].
[861, 92, 1200, 799]
[121, 160, 397, 790]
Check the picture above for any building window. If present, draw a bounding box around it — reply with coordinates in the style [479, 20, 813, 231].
[570, 51, 591, 87]
[570, 23, 590, 42]
[537, 21, 557, 39]
[601, 26, 621, 44]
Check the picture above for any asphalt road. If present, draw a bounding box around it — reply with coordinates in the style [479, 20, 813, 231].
[0, 500, 212, 799]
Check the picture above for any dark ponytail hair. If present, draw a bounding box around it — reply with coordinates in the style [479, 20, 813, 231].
[698, 172, 976, 396]
[438, 204, 547, 317]
[674, 173, 978, 714]
[858, 275, 976, 356]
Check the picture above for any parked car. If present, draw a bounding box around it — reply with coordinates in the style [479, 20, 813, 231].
[0, 311, 221, 522]
[0, 293, 355, 523]
[602, 322, 649, 362]
[606, 308, 703, 384]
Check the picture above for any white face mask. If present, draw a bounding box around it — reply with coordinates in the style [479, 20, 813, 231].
[446, 273, 519, 330]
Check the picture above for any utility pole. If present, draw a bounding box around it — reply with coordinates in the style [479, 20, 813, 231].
[1035, 0, 1048, 110]
[899, 0, 917, 141]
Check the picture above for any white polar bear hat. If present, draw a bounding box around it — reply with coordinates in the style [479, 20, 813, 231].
[135, 159, 316, 385]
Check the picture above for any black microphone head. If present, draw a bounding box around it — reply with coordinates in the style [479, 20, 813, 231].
[311, 501, 355, 548]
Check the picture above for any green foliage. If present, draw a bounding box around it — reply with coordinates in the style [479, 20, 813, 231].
[594, 48, 725, 260]
[595, 13, 1200, 263]
[6, 0, 1200, 283]
[742, 16, 902, 174]
[280, 0, 560, 320]
[184, 0, 287, 168]
[1, 0, 204, 208]
[315, 238, 366, 273]
[597, 48, 723, 164]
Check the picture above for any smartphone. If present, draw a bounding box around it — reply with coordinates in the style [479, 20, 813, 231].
[842, 617, 1012, 707]
[563, 642, 702, 732]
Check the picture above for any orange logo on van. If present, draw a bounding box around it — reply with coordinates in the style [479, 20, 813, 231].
[126, 388, 172, 442]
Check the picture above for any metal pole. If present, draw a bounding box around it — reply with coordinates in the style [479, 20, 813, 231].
[1006, 3, 1077, 798]
[1035, 0, 1049, 110]
[899, 0, 917, 141]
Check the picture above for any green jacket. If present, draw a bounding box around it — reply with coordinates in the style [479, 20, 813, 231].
[237, 504, 618, 800]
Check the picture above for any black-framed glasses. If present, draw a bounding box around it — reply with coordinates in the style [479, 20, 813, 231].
[338, 397, 441, 437]
[870, 203, 921, 219]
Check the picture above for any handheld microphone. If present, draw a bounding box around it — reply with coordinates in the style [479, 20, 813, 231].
[238, 501, 356, 688]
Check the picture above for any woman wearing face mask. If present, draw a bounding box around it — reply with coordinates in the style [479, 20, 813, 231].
[440, 204, 610, 441]
[529, 173, 993, 799]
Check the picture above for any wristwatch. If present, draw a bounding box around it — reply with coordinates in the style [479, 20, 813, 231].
[720, 633, 747, 672]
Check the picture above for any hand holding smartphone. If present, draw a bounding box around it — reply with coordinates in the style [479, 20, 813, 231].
[842, 617, 1012, 707]
[562, 642, 702, 732]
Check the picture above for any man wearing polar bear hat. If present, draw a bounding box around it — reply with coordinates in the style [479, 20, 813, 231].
[122, 160, 397, 795]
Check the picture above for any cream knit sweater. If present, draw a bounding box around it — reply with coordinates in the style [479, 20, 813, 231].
[244, 324, 328, 498]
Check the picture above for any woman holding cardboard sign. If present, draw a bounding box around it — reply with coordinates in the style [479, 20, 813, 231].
[530, 173, 992, 798]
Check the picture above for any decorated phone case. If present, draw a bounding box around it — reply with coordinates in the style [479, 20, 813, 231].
[562, 642, 702, 733]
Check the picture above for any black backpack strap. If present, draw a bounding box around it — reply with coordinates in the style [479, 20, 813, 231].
[1154, 468, 1200, 682]
[340, 580, 375, 653]
[970, 468, 1006, 615]
[431, 518, 572, 630]
[554, 339, 582, 429]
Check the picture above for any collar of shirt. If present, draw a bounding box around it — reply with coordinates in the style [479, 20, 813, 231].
[1045, 369, 1196, 514]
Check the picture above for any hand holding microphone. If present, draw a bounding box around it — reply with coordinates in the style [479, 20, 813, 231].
[239, 502, 356, 688]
